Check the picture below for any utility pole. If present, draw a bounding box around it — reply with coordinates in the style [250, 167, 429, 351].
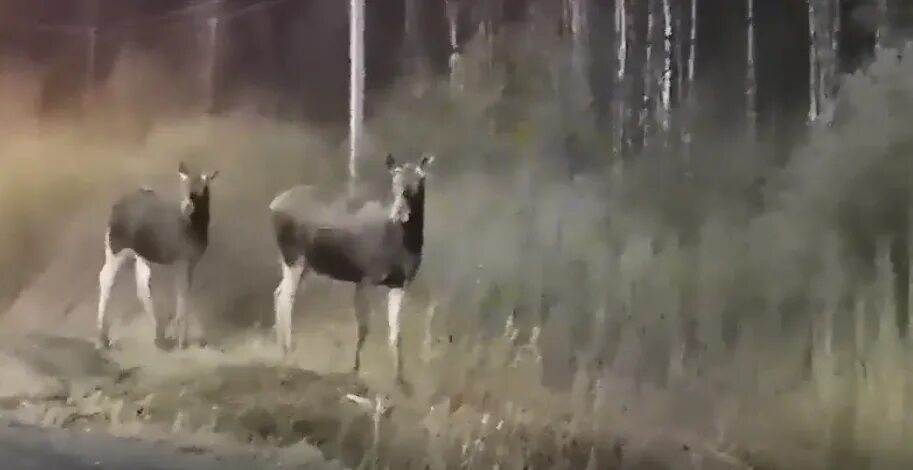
[81, 0, 99, 109]
[349, 0, 366, 199]
[203, 0, 222, 113]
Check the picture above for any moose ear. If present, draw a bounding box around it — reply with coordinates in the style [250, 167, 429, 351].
[385, 153, 397, 172]
[204, 170, 219, 183]
[178, 161, 189, 180]
[419, 154, 435, 170]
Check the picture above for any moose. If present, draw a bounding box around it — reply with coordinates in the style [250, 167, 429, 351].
[96, 162, 218, 350]
[269, 153, 433, 385]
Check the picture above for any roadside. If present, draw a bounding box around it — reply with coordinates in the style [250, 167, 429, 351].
[0, 417, 341, 470]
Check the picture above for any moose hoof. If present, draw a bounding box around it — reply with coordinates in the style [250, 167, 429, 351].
[95, 335, 111, 351]
[396, 377, 413, 397]
[154, 336, 173, 351]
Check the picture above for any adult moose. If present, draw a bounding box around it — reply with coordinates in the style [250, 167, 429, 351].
[96, 162, 218, 350]
[269, 153, 433, 386]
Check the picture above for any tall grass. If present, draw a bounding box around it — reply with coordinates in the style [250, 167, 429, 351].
[3, 27, 913, 470]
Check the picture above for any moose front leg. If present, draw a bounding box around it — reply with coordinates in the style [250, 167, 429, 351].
[174, 261, 195, 349]
[387, 287, 405, 384]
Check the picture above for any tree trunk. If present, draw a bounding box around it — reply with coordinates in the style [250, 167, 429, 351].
[404, 0, 422, 74]
[682, 0, 697, 162]
[875, 0, 888, 52]
[886, 0, 913, 52]
[569, 0, 589, 83]
[445, 0, 461, 90]
[746, 0, 756, 138]
[688, 0, 697, 87]
[659, 0, 672, 135]
[891, 216, 910, 339]
[640, 0, 655, 146]
[567, 0, 591, 134]
[807, 0, 840, 124]
[613, 0, 628, 160]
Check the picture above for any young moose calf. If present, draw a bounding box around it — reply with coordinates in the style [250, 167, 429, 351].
[96, 162, 218, 350]
[269, 153, 433, 385]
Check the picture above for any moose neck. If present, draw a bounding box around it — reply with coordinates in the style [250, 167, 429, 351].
[187, 191, 211, 246]
[400, 186, 425, 255]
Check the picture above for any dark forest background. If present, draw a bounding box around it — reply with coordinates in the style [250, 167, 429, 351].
[1, 0, 911, 158]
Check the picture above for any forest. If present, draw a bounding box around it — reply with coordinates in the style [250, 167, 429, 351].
[1, 1, 913, 469]
[0, 1, 907, 141]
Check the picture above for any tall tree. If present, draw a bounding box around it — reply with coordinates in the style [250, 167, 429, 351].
[403, 0, 425, 80]
[695, 0, 747, 134]
[639, 0, 655, 145]
[746, 0, 756, 137]
[659, 0, 672, 135]
[445, 0, 461, 89]
[807, 0, 840, 123]
[874, 0, 887, 51]
[613, 0, 628, 158]
[807, 0, 819, 121]
[885, 0, 913, 51]
[755, 0, 809, 164]
[681, 0, 697, 161]
[562, 0, 591, 136]
[569, 0, 589, 86]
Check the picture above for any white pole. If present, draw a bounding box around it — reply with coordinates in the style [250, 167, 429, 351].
[349, 0, 365, 196]
[205, 15, 219, 112]
[82, 0, 98, 108]
[85, 26, 97, 105]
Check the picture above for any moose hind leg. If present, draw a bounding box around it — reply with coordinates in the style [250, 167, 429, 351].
[353, 283, 370, 372]
[134, 256, 165, 348]
[96, 233, 129, 349]
[274, 259, 305, 355]
[387, 288, 405, 383]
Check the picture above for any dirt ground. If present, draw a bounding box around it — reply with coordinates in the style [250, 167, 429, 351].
[0, 416, 341, 470]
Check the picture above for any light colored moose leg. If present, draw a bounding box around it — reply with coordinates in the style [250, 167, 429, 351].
[272, 256, 283, 311]
[134, 256, 166, 348]
[174, 261, 195, 349]
[274, 259, 305, 355]
[353, 282, 370, 372]
[387, 287, 406, 384]
[96, 232, 129, 349]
